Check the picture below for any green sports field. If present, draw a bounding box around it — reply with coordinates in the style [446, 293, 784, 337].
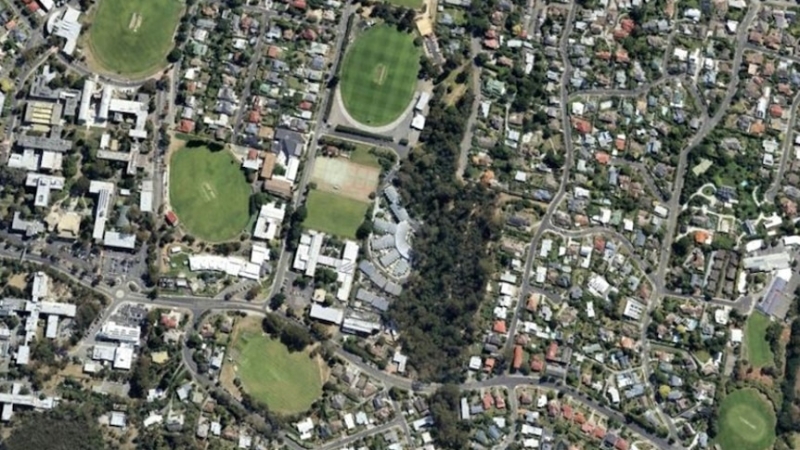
[86, 0, 183, 76]
[169, 145, 251, 242]
[232, 319, 324, 414]
[340, 25, 420, 126]
[303, 189, 369, 238]
[745, 312, 774, 367]
[715, 388, 776, 450]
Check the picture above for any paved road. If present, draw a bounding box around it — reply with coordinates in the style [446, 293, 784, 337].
[232, 10, 270, 140]
[766, 89, 800, 201]
[456, 38, 482, 180]
[504, 3, 577, 357]
[260, 4, 357, 305]
[639, 2, 760, 438]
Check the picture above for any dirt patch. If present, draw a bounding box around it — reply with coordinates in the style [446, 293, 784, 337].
[7, 273, 27, 291]
[128, 13, 142, 32]
[373, 64, 387, 85]
[311, 157, 380, 202]
[201, 182, 217, 200]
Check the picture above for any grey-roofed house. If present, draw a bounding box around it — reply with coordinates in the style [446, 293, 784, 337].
[273, 128, 304, 157]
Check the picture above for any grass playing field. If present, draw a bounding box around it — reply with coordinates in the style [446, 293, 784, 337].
[86, 0, 183, 76]
[745, 312, 774, 367]
[715, 388, 776, 450]
[231, 318, 324, 415]
[340, 25, 420, 126]
[303, 189, 369, 238]
[169, 145, 251, 242]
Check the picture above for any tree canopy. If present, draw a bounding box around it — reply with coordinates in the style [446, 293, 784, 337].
[388, 82, 500, 382]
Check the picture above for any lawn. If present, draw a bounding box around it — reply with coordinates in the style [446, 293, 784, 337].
[169, 145, 251, 242]
[303, 189, 369, 238]
[232, 319, 324, 414]
[340, 25, 420, 126]
[86, 0, 183, 76]
[715, 388, 776, 450]
[745, 312, 774, 367]
[385, 0, 424, 8]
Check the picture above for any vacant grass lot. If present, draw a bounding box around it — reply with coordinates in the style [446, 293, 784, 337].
[86, 0, 183, 76]
[169, 145, 251, 242]
[716, 388, 776, 450]
[303, 189, 369, 238]
[231, 318, 324, 415]
[340, 25, 419, 126]
[745, 312, 774, 367]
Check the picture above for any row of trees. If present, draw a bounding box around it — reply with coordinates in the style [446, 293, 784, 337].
[388, 81, 501, 383]
[261, 314, 313, 352]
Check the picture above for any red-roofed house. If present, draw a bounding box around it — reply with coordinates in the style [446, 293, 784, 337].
[769, 104, 783, 118]
[562, 404, 574, 420]
[178, 119, 195, 133]
[620, 19, 635, 32]
[530, 356, 544, 372]
[573, 118, 592, 134]
[616, 439, 630, 450]
[595, 151, 610, 164]
[581, 422, 594, 434]
[615, 136, 626, 151]
[483, 392, 494, 410]
[301, 28, 317, 40]
[267, 46, 282, 59]
[165, 211, 179, 226]
[546, 342, 558, 361]
[493, 320, 507, 334]
[594, 235, 606, 252]
[512, 345, 524, 370]
[495, 394, 506, 409]
[299, 101, 313, 111]
[593, 427, 606, 440]
[160, 314, 178, 329]
[291, 0, 306, 9]
[483, 39, 500, 50]
[484, 357, 495, 373]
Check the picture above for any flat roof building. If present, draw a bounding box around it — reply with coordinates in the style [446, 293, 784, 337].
[743, 252, 792, 272]
[92, 344, 116, 361]
[78, 79, 95, 123]
[253, 202, 286, 241]
[15, 346, 29, 365]
[45, 315, 58, 339]
[89, 180, 115, 241]
[309, 304, 344, 325]
[188, 254, 261, 280]
[11, 212, 44, 237]
[113, 345, 134, 370]
[25, 173, 64, 207]
[104, 231, 136, 250]
[98, 322, 141, 344]
[15, 134, 72, 152]
[140, 180, 153, 213]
